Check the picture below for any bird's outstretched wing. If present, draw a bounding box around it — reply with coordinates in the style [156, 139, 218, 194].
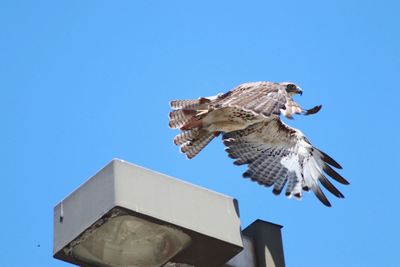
[222, 118, 349, 206]
[213, 81, 320, 119]
[212, 82, 287, 117]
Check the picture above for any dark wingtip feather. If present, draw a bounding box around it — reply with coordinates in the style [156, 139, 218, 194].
[223, 139, 235, 146]
[227, 152, 237, 159]
[272, 188, 282, 195]
[323, 164, 350, 185]
[243, 171, 252, 178]
[319, 175, 345, 198]
[294, 193, 302, 199]
[312, 185, 332, 207]
[317, 148, 343, 169]
[234, 159, 248, 166]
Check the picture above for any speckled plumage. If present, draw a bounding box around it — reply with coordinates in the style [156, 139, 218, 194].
[169, 81, 347, 206]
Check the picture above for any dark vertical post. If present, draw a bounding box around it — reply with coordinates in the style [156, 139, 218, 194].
[243, 220, 285, 267]
[224, 219, 285, 267]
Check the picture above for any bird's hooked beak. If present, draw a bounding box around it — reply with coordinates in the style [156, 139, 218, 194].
[297, 86, 303, 96]
[284, 83, 303, 96]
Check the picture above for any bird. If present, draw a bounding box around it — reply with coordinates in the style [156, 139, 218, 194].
[169, 81, 348, 207]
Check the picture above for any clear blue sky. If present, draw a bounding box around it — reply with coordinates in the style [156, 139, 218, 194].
[1, 1, 399, 266]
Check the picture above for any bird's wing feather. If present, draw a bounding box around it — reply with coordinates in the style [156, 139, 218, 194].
[222, 118, 348, 206]
[213, 82, 288, 117]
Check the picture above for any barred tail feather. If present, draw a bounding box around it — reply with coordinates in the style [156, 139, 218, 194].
[169, 109, 197, 129]
[177, 130, 217, 159]
[170, 97, 210, 110]
[170, 99, 199, 110]
[174, 129, 200, 145]
[170, 96, 217, 158]
[169, 97, 211, 129]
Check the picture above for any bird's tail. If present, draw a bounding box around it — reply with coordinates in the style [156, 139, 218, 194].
[169, 97, 217, 159]
[169, 97, 211, 129]
[170, 98, 210, 111]
[174, 129, 218, 159]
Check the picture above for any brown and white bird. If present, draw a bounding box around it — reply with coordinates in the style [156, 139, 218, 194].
[169, 81, 348, 207]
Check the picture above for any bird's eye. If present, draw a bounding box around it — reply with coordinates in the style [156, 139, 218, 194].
[286, 84, 296, 91]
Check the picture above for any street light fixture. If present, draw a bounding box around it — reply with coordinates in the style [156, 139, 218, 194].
[65, 208, 192, 267]
[54, 159, 243, 267]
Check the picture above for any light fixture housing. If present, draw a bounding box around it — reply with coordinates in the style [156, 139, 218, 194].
[54, 159, 243, 267]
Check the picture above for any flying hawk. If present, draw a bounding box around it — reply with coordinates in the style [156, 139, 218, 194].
[169, 81, 348, 207]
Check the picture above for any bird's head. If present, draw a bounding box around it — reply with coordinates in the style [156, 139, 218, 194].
[280, 82, 303, 96]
